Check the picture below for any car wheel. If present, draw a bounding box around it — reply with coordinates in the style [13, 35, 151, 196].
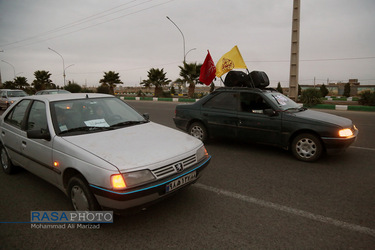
[68, 176, 101, 211]
[0, 145, 16, 174]
[291, 133, 323, 162]
[188, 122, 208, 142]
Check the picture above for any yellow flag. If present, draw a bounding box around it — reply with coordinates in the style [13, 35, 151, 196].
[215, 46, 247, 77]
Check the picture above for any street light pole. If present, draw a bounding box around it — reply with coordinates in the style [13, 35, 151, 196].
[64, 64, 74, 84]
[1, 60, 16, 78]
[48, 47, 66, 86]
[185, 48, 196, 61]
[166, 16, 186, 63]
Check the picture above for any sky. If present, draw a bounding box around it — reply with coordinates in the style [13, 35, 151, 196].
[0, 0, 375, 88]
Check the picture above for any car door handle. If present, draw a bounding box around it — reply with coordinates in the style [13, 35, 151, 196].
[203, 113, 208, 117]
[22, 141, 27, 147]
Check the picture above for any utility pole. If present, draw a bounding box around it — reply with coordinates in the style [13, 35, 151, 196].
[289, 0, 301, 101]
[0, 50, 3, 87]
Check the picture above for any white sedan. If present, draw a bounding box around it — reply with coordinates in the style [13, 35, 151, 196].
[0, 93, 211, 212]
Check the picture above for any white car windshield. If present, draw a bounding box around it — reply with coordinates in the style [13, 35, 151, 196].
[51, 97, 147, 135]
[8, 91, 28, 97]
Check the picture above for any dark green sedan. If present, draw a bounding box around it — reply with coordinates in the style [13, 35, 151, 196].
[173, 87, 358, 162]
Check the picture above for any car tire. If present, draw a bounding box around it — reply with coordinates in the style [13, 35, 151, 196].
[291, 133, 323, 162]
[68, 176, 101, 211]
[0, 145, 16, 174]
[188, 122, 208, 142]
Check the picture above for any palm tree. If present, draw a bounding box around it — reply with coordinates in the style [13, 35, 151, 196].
[32, 70, 54, 91]
[99, 71, 123, 95]
[178, 62, 202, 98]
[14, 76, 29, 90]
[140, 68, 171, 97]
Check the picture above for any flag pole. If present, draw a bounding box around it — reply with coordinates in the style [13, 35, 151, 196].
[246, 68, 255, 88]
[220, 77, 225, 86]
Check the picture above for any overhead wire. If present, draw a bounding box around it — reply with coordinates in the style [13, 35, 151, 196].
[1, 0, 174, 50]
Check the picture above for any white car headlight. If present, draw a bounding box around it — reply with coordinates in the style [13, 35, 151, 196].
[122, 170, 155, 187]
[196, 146, 208, 162]
[338, 128, 353, 137]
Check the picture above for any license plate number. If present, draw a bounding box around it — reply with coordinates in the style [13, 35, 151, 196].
[166, 171, 196, 192]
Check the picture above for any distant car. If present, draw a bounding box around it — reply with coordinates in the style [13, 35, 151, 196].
[174, 87, 358, 162]
[0, 93, 210, 212]
[35, 89, 71, 95]
[0, 89, 28, 110]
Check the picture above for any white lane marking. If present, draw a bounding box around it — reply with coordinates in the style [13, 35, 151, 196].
[350, 146, 375, 151]
[195, 183, 375, 237]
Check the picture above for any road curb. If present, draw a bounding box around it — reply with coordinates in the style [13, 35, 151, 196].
[304, 104, 375, 112]
[119, 96, 375, 112]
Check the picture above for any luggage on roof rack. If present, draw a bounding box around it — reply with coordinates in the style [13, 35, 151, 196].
[223, 70, 269, 89]
[224, 71, 252, 87]
[250, 71, 269, 89]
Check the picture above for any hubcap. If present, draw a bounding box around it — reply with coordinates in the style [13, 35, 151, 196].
[296, 138, 316, 159]
[71, 185, 89, 211]
[190, 126, 204, 140]
[1, 149, 9, 170]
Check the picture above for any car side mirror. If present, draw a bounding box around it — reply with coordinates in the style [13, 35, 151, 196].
[264, 109, 277, 117]
[27, 129, 51, 141]
[142, 113, 150, 121]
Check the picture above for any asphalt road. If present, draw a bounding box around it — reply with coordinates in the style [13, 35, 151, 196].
[1, 101, 374, 249]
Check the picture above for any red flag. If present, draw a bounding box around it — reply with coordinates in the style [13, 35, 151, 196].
[199, 50, 216, 85]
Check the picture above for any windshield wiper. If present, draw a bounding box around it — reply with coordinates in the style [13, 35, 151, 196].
[110, 120, 147, 128]
[284, 107, 299, 111]
[284, 107, 307, 112]
[59, 126, 113, 135]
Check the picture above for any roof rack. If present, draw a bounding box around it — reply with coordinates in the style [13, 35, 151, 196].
[216, 87, 277, 92]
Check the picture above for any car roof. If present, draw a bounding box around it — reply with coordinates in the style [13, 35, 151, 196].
[21, 93, 114, 102]
[215, 87, 277, 93]
[36, 89, 70, 92]
[1, 89, 25, 92]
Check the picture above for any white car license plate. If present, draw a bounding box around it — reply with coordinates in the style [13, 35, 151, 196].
[166, 171, 196, 193]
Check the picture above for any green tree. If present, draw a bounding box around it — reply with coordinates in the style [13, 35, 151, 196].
[14, 76, 29, 89]
[320, 84, 329, 97]
[2, 80, 15, 89]
[65, 81, 82, 93]
[276, 82, 283, 93]
[32, 70, 54, 91]
[97, 84, 111, 94]
[170, 86, 176, 95]
[99, 71, 123, 95]
[300, 88, 322, 107]
[344, 82, 351, 97]
[140, 68, 171, 97]
[178, 62, 202, 98]
[359, 90, 375, 106]
[3, 81, 16, 89]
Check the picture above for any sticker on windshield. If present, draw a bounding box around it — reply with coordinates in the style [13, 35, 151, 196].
[274, 94, 288, 106]
[84, 119, 110, 127]
[59, 125, 68, 131]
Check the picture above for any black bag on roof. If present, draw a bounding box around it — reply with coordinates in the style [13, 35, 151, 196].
[224, 71, 252, 87]
[249, 71, 269, 88]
